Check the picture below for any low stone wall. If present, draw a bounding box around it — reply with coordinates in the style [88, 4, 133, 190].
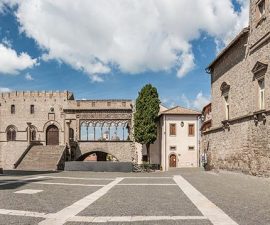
[64, 161, 133, 172]
[78, 141, 135, 162]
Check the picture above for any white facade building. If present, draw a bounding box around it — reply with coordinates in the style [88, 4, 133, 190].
[158, 106, 201, 171]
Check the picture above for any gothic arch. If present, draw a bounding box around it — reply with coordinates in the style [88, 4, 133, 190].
[5, 125, 18, 132]
[43, 120, 62, 132]
[6, 125, 17, 141]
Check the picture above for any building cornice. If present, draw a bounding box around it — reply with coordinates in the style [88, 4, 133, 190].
[202, 109, 270, 135]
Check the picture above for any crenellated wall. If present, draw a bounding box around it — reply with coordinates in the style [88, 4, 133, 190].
[0, 91, 136, 169]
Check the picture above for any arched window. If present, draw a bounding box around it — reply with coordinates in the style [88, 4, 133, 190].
[123, 123, 129, 141]
[117, 122, 124, 141]
[102, 123, 110, 141]
[88, 123, 95, 140]
[110, 123, 117, 141]
[6, 126, 16, 141]
[80, 122, 88, 141]
[95, 123, 102, 140]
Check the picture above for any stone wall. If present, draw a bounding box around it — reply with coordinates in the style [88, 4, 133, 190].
[249, 0, 270, 46]
[203, 0, 270, 176]
[0, 91, 71, 169]
[77, 141, 135, 162]
[0, 91, 135, 169]
[203, 116, 270, 176]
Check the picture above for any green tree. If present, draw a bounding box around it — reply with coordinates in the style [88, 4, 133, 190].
[134, 84, 160, 163]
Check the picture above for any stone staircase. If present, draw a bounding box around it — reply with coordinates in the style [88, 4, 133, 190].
[16, 145, 66, 171]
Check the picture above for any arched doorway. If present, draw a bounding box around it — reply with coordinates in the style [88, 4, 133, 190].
[169, 154, 177, 168]
[46, 125, 59, 145]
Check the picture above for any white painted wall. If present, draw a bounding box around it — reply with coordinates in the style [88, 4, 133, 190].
[160, 114, 199, 171]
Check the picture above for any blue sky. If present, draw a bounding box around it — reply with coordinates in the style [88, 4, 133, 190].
[0, 0, 249, 110]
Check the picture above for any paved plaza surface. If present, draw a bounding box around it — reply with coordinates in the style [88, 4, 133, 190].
[0, 168, 269, 225]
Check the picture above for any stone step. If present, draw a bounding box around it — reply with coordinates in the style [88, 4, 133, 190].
[17, 145, 65, 171]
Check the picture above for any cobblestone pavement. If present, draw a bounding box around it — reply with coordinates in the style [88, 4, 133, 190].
[0, 168, 269, 225]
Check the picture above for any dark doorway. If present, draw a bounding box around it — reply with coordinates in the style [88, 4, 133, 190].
[46, 125, 59, 145]
[169, 154, 177, 167]
[69, 128, 74, 142]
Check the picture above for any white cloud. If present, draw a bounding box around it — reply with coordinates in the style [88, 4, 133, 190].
[193, 92, 211, 110]
[181, 92, 210, 110]
[0, 87, 12, 92]
[0, 0, 17, 13]
[1, 37, 12, 48]
[0, 43, 37, 75]
[177, 51, 195, 78]
[181, 94, 191, 109]
[25, 72, 34, 80]
[4, 0, 249, 81]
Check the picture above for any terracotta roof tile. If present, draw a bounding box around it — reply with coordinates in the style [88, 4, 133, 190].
[160, 106, 201, 115]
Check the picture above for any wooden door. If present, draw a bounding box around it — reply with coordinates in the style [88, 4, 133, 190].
[46, 125, 59, 145]
[169, 154, 177, 167]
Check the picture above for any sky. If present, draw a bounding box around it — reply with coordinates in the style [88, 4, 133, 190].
[0, 0, 249, 110]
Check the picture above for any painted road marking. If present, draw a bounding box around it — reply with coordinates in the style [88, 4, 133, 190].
[117, 183, 177, 186]
[1, 179, 105, 188]
[173, 175, 239, 225]
[38, 177, 124, 225]
[41, 176, 114, 181]
[0, 209, 46, 218]
[121, 176, 172, 179]
[15, 189, 43, 194]
[35, 182, 105, 187]
[0, 209, 208, 222]
[69, 215, 208, 222]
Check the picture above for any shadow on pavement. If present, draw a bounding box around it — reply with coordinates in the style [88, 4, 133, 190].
[0, 177, 51, 190]
[2, 170, 61, 176]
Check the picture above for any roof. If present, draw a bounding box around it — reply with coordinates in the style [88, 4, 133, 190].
[160, 106, 201, 116]
[202, 102, 212, 112]
[206, 27, 250, 72]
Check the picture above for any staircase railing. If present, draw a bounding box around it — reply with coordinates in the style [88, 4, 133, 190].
[13, 141, 43, 169]
[56, 145, 70, 170]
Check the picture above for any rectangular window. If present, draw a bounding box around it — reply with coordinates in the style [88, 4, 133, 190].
[258, 78, 265, 110]
[224, 96, 229, 120]
[188, 124, 195, 136]
[11, 105, 15, 114]
[170, 146, 176, 151]
[169, 123, 176, 136]
[122, 101, 126, 107]
[188, 146, 195, 151]
[92, 101, 96, 107]
[30, 105, 35, 114]
[107, 101, 111, 107]
[258, 0, 266, 17]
